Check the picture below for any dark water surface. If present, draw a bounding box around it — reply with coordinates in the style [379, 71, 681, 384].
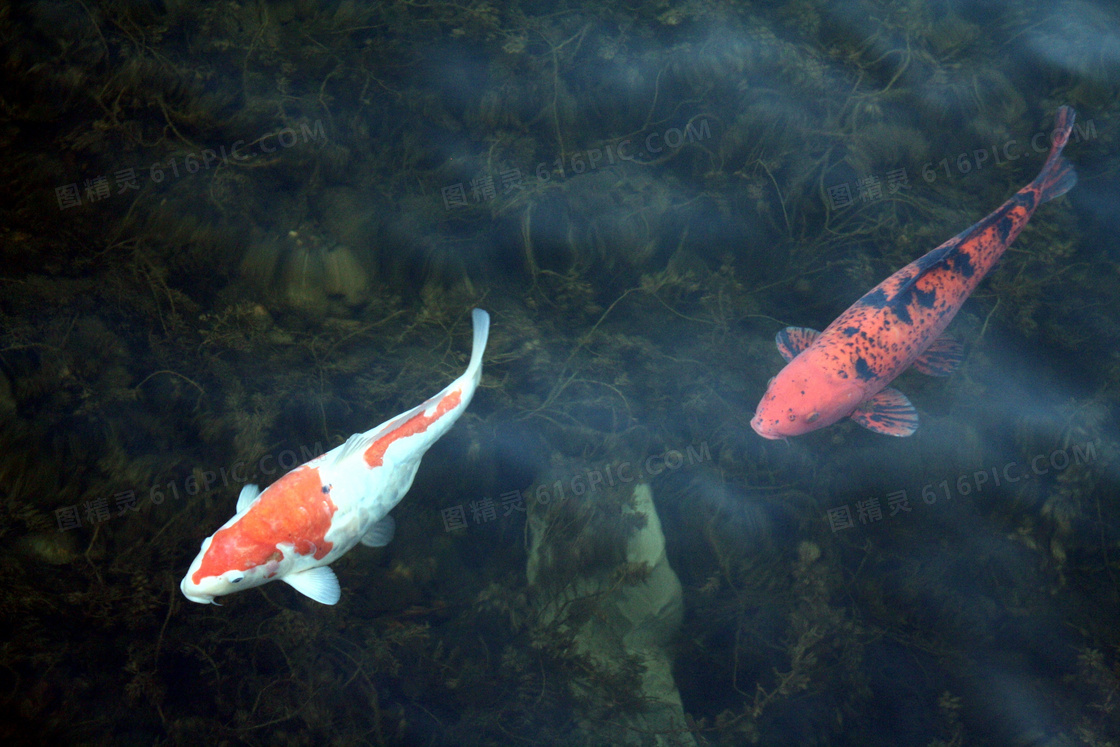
[1, 0, 1118, 744]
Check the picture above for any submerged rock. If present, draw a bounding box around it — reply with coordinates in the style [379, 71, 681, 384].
[14, 531, 79, 566]
[240, 226, 370, 313]
[527, 481, 695, 746]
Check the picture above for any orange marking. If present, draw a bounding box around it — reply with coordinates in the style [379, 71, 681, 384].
[363, 388, 462, 467]
[193, 465, 336, 584]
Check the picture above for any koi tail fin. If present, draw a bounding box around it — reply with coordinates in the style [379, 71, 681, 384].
[466, 308, 490, 383]
[1036, 106, 1078, 203]
[1037, 157, 1077, 203]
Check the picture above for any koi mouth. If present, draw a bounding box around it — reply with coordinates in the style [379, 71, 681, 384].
[181, 589, 215, 604]
[750, 415, 783, 440]
[180, 575, 217, 605]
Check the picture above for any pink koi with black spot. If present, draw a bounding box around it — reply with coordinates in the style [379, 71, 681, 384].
[752, 107, 1077, 439]
[181, 309, 489, 605]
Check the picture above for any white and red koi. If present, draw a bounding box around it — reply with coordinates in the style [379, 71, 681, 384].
[181, 309, 490, 605]
[752, 107, 1078, 439]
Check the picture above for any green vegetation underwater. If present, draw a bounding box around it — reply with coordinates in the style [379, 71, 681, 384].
[1, 0, 1119, 744]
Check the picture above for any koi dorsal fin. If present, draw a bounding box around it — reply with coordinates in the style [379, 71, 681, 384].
[911, 335, 964, 377]
[851, 387, 918, 437]
[776, 327, 820, 362]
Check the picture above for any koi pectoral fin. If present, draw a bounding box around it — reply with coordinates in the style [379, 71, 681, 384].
[360, 515, 396, 547]
[851, 388, 919, 437]
[911, 335, 964, 377]
[283, 565, 341, 605]
[236, 483, 261, 512]
[776, 327, 820, 362]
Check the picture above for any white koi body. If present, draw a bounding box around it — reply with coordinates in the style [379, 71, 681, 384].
[180, 309, 490, 605]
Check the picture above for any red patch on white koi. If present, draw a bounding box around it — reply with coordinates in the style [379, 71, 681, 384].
[192, 465, 336, 584]
[363, 388, 462, 467]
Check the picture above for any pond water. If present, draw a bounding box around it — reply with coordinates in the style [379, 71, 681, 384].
[1, 1, 1118, 745]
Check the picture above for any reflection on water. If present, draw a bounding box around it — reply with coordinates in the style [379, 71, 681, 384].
[0, 0, 1118, 744]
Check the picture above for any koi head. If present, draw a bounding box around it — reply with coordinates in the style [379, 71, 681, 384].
[180, 527, 284, 604]
[751, 355, 864, 439]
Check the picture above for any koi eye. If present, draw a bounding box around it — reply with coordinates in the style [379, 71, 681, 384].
[229, 575, 244, 584]
[806, 412, 820, 423]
